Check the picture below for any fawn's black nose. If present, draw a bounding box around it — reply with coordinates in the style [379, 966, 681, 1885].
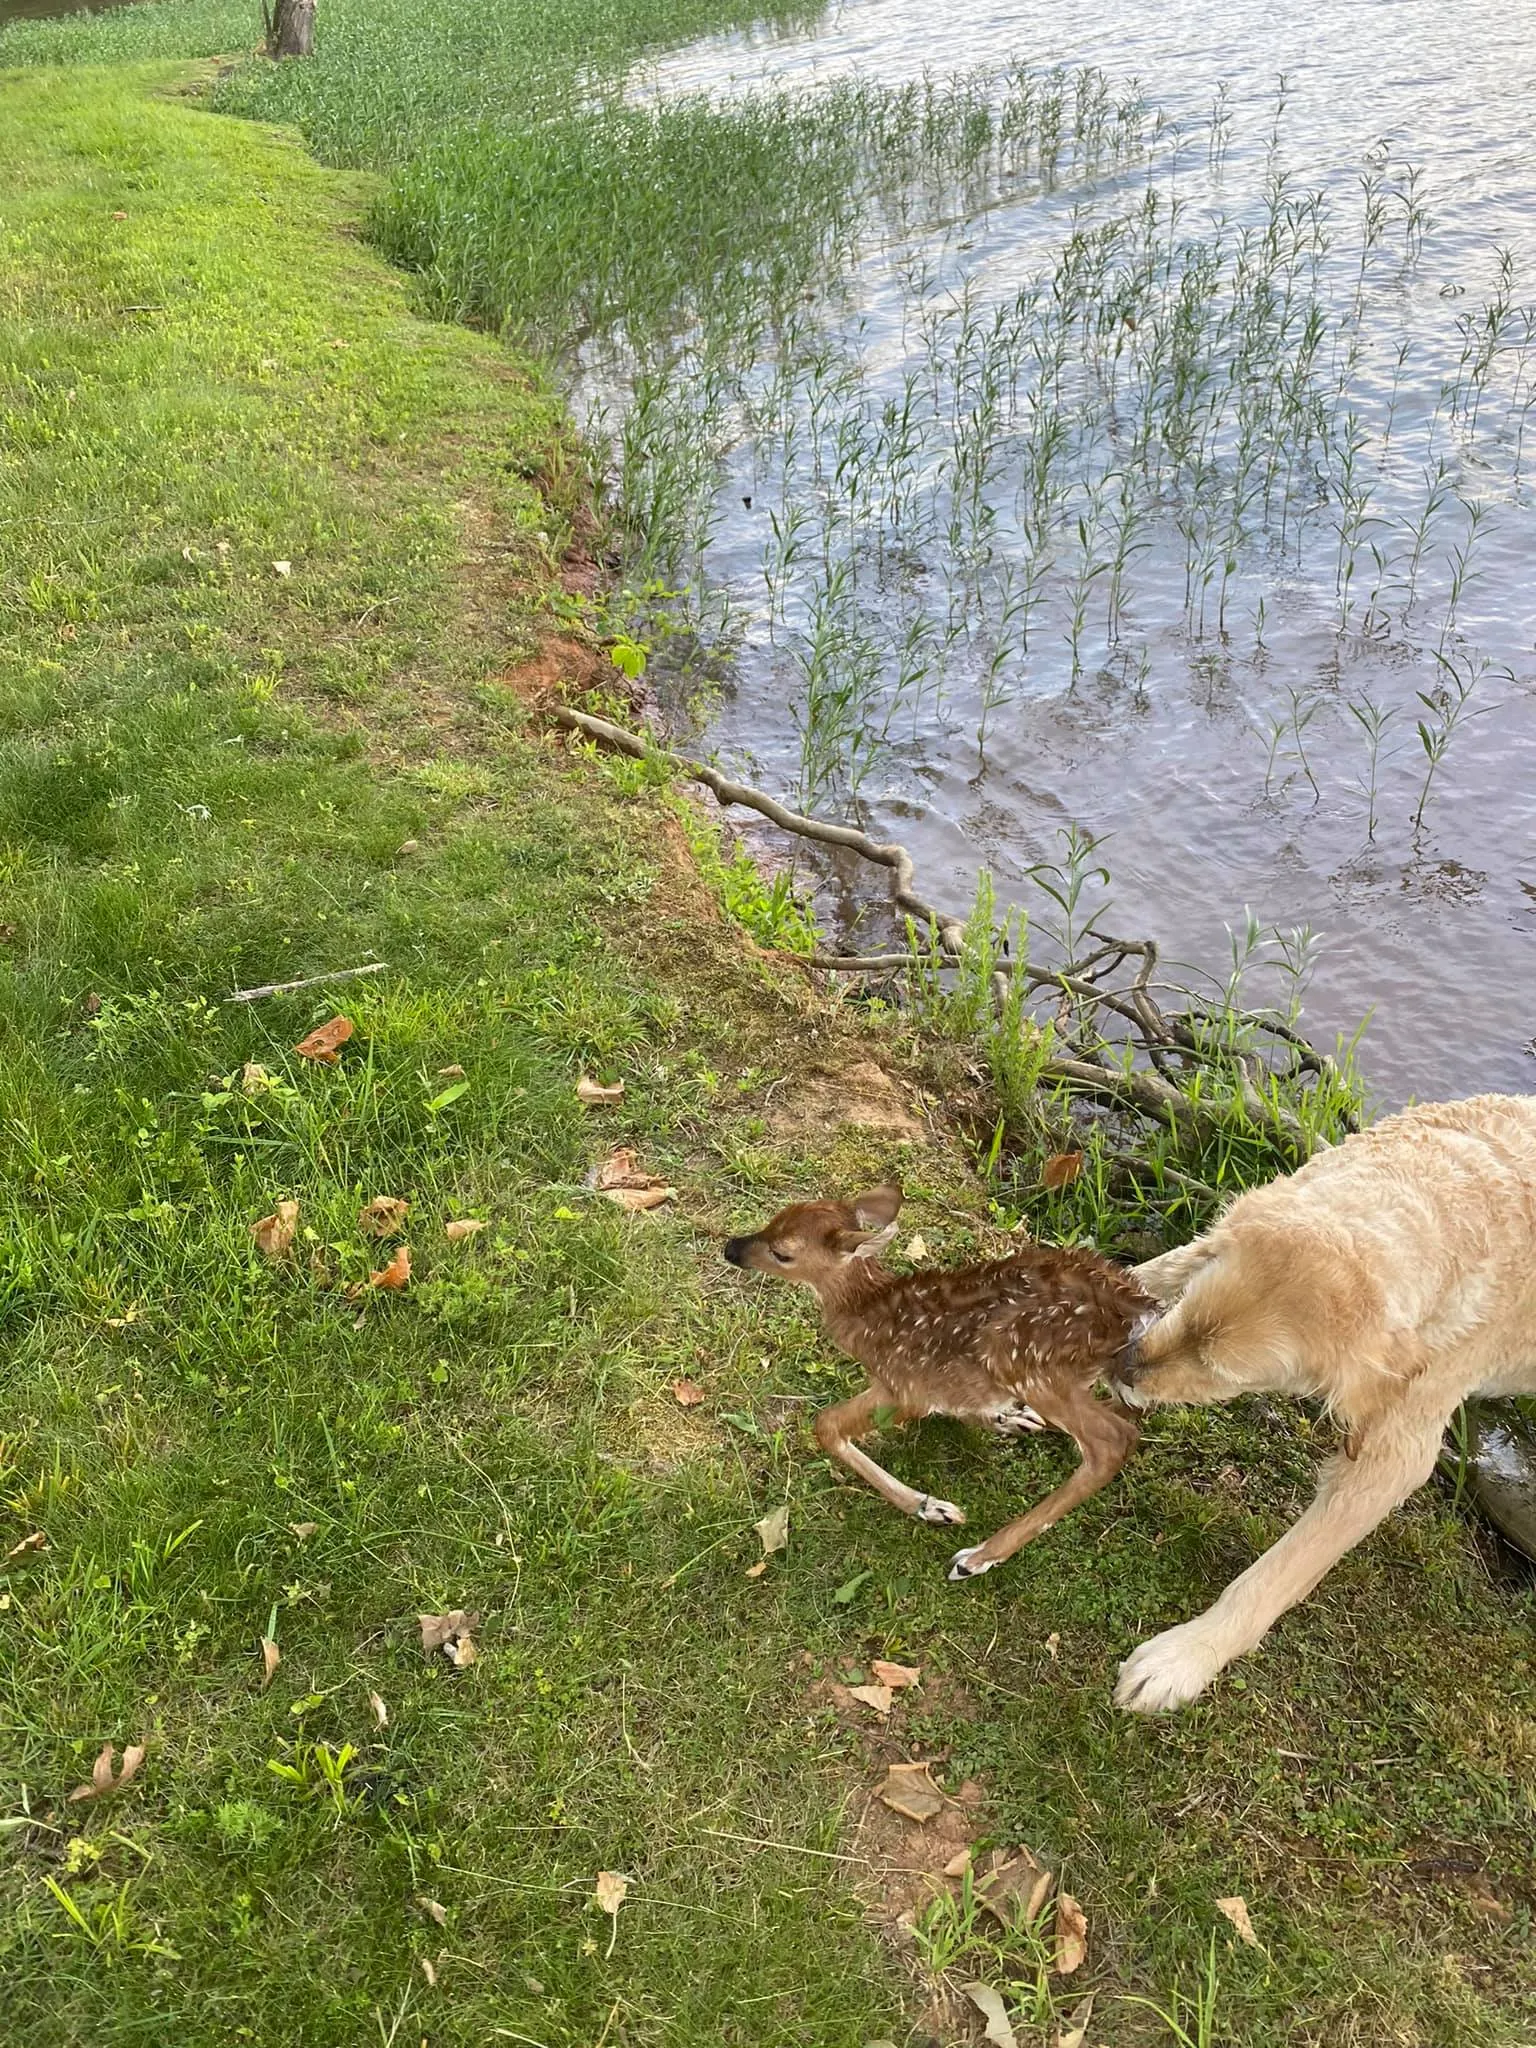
[722, 1237, 749, 1267]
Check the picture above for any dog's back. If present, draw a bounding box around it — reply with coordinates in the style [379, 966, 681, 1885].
[1131, 1092, 1536, 1421]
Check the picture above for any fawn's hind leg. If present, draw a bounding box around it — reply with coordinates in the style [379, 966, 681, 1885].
[948, 1389, 1138, 1580]
[814, 1385, 966, 1527]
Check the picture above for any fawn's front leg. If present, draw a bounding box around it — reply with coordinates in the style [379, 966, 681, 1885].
[813, 1385, 966, 1527]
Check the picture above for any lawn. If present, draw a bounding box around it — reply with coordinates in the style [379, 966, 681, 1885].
[0, 55, 1531, 2048]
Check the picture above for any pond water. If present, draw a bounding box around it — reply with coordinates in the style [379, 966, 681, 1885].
[607, 0, 1536, 1108]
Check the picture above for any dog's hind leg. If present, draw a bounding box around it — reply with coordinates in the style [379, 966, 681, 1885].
[1115, 1399, 1445, 1712]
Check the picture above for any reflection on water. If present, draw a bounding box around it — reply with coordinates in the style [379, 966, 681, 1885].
[615, 0, 1536, 1106]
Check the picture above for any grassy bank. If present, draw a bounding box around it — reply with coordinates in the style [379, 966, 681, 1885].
[0, 53, 1533, 2048]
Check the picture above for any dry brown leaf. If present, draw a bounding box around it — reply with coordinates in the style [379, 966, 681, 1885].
[977, 1847, 1054, 1929]
[754, 1503, 790, 1557]
[743, 1560, 768, 1579]
[239, 1062, 271, 1093]
[943, 1847, 974, 1880]
[670, 1378, 706, 1408]
[594, 1870, 628, 1916]
[271, 559, 292, 579]
[576, 1076, 625, 1106]
[962, 1981, 1018, 2048]
[444, 1219, 486, 1241]
[436, 1062, 464, 1077]
[5, 1531, 47, 1562]
[419, 1610, 480, 1665]
[251, 1199, 299, 1261]
[293, 1015, 353, 1064]
[903, 1233, 929, 1262]
[1054, 1891, 1088, 1975]
[878, 1761, 946, 1825]
[415, 1895, 448, 1927]
[1056, 1992, 1095, 2048]
[288, 1521, 319, 1540]
[847, 1683, 894, 1717]
[1041, 1150, 1086, 1191]
[397, 839, 420, 856]
[368, 1244, 411, 1291]
[1216, 1895, 1261, 1948]
[369, 1691, 389, 1730]
[870, 1659, 921, 1691]
[1044, 1632, 1061, 1660]
[608, 1183, 675, 1212]
[419, 1958, 437, 1988]
[358, 1195, 410, 1238]
[594, 1148, 675, 1211]
[259, 1637, 281, 1690]
[67, 1742, 146, 1804]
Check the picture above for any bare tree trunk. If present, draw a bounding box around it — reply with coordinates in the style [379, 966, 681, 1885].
[264, 0, 315, 57]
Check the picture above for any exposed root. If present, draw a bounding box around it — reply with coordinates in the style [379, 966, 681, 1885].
[549, 703, 1355, 1155]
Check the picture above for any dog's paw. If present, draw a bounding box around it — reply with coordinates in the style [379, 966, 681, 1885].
[915, 1493, 966, 1527]
[946, 1544, 998, 1581]
[1114, 1622, 1227, 1713]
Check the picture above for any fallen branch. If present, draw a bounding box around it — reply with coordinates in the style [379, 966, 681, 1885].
[225, 963, 387, 1005]
[549, 703, 1352, 1150]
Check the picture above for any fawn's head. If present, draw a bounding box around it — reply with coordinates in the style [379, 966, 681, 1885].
[723, 1185, 903, 1298]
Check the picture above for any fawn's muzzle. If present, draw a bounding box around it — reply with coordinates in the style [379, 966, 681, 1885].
[722, 1237, 750, 1267]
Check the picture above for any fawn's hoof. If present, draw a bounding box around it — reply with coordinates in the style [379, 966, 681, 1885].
[947, 1544, 999, 1581]
[915, 1494, 965, 1527]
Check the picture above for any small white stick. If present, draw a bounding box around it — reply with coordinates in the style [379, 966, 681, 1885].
[224, 962, 388, 1005]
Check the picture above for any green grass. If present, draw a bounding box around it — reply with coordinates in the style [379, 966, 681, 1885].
[0, 56, 1533, 2048]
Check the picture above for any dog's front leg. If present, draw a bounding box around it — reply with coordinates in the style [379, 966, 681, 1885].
[1115, 1404, 1445, 1712]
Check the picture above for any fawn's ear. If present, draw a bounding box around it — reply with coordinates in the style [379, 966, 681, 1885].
[851, 1185, 903, 1230]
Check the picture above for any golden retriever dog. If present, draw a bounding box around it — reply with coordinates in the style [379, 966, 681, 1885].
[1113, 1091, 1536, 1712]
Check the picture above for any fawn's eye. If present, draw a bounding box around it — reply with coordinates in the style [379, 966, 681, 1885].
[770, 1246, 793, 1264]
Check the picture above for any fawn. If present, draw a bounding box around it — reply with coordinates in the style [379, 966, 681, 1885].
[723, 1184, 1155, 1579]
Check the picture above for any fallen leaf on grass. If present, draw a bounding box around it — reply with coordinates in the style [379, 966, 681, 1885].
[239, 1062, 270, 1093]
[368, 1245, 411, 1291]
[358, 1195, 409, 1238]
[976, 1847, 1054, 1929]
[250, 1199, 299, 1261]
[753, 1503, 790, 1558]
[293, 1015, 353, 1064]
[1216, 1894, 1261, 1948]
[847, 1684, 894, 1717]
[259, 1637, 281, 1690]
[414, 1895, 448, 1927]
[419, 1610, 479, 1667]
[1054, 1891, 1088, 1975]
[902, 1233, 929, 1262]
[1044, 1632, 1061, 1661]
[444, 1219, 486, 1241]
[943, 1847, 974, 1879]
[369, 1691, 389, 1730]
[870, 1659, 921, 1691]
[5, 1531, 47, 1563]
[878, 1761, 946, 1825]
[670, 1378, 706, 1407]
[594, 1869, 628, 1957]
[288, 1521, 319, 1540]
[271, 559, 292, 578]
[1056, 1992, 1095, 2048]
[962, 1981, 1018, 2048]
[593, 1148, 676, 1212]
[436, 1062, 464, 1077]
[68, 1743, 145, 1804]
[576, 1076, 625, 1106]
[1041, 1151, 1085, 1191]
[744, 1561, 768, 1579]
[419, 1958, 437, 1988]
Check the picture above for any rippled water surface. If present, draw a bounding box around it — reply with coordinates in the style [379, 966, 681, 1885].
[612, 0, 1536, 1105]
